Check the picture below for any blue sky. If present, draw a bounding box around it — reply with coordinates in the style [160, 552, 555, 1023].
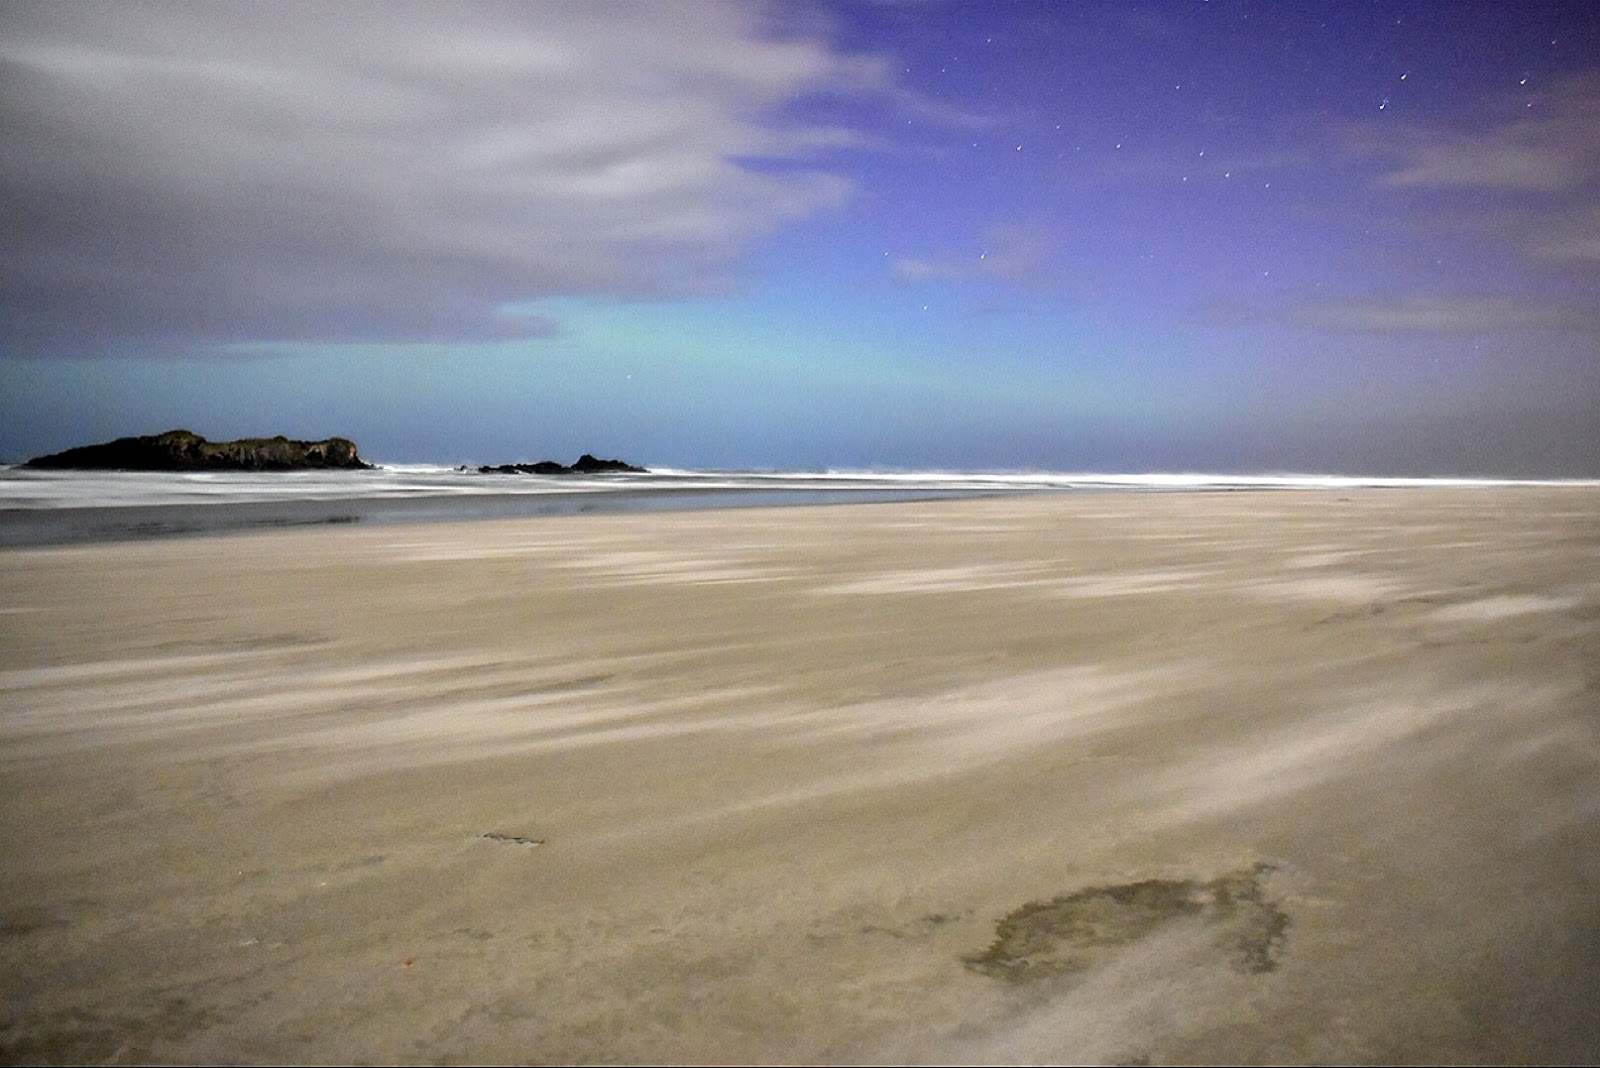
[2, 1, 1597, 474]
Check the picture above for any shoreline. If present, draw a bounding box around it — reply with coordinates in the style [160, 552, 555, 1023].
[0, 483, 1024, 548]
[0, 482, 1062, 549]
[3, 488, 1598, 1063]
[3, 466, 1596, 548]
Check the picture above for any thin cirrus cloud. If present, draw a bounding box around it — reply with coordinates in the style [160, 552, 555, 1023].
[1373, 73, 1600, 193]
[1285, 295, 1600, 336]
[0, 1, 889, 357]
[892, 225, 1063, 291]
[1361, 71, 1600, 271]
[1254, 70, 1600, 341]
[1529, 205, 1600, 265]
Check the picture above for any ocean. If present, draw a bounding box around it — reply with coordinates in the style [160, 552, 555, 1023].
[1, 463, 1590, 547]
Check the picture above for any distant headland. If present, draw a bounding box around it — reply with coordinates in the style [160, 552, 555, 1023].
[22, 430, 371, 471]
[477, 455, 646, 475]
[18, 431, 648, 475]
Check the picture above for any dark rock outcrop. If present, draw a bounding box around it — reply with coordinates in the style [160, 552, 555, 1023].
[23, 429, 371, 471]
[571, 453, 646, 474]
[479, 461, 572, 475]
[478, 454, 645, 475]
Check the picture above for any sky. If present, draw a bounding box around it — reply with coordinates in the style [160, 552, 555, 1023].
[2, 0, 1597, 475]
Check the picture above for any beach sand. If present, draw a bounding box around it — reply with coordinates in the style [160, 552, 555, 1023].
[2, 488, 1598, 1064]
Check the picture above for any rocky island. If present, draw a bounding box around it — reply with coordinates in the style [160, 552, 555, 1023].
[22, 429, 371, 471]
[478, 454, 646, 475]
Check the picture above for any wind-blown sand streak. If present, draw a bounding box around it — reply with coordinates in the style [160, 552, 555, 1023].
[1, 488, 1597, 1064]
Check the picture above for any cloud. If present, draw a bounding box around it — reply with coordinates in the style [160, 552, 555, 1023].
[1193, 294, 1600, 337]
[0, 1, 891, 356]
[892, 224, 1061, 289]
[1527, 203, 1600, 267]
[1345, 72, 1600, 275]
[1369, 73, 1600, 193]
[1285, 295, 1600, 336]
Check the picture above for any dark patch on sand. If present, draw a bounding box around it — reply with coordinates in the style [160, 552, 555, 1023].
[965, 863, 1288, 983]
[149, 631, 334, 656]
[0, 996, 215, 1066]
[480, 832, 545, 847]
[859, 909, 974, 939]
[0, 907, 70, 939]
[524, 672, 616, 695]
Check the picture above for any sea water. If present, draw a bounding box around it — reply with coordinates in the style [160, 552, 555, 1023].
[0, 463, 1588, 547]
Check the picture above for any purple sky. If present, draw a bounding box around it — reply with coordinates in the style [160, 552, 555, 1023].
[2, 1, 1597, 474]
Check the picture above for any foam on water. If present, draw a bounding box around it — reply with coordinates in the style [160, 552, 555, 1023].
[4, 463, 1593, 511]
[2, 463, 1594, 547]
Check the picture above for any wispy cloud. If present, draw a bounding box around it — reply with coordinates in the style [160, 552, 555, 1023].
[1288, 295, 1600, 335]
[1346, 72, 1600, 273]
[1193, 293, 1600, 337]
[892, 224, 1062, 290]
[1367, 73, 1600, 193]
[1527, 204, 1600, 268]
[1214, 70, 1600, 343]
[0, 1, 893, 355]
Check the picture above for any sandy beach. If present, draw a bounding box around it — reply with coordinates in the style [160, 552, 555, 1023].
[2, 487, 1598, 1064]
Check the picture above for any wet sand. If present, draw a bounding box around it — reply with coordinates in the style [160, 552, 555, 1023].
[2, 488, 1598, 1064]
